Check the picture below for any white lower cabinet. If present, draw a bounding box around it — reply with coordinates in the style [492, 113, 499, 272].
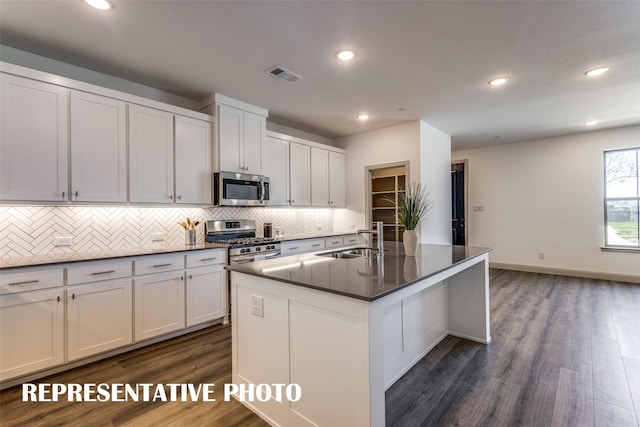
[186, 264, 225, 326]
[134, 271, 186, 341]
[0, 287, 64, 381]
[67, 278, 133, 361]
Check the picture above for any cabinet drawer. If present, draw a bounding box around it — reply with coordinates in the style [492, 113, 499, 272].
[325, 237, 344, 248]
[134, 253, 184, 275]
[67, 260, 132, 285]
[0, 267, 64, 295]
[343, 235, 361, 246]
[281, 238, 325, 255]
[186, 249, 226, 268]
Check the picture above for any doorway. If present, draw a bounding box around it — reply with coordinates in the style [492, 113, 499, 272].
[366, 162, 408, 242]
[451, 161, 466, 245]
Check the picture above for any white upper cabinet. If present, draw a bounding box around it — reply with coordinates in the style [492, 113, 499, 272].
[216, 104, 266, 174]
[289, 142, 311, 206]
[70, 90, 127, 202]
[128, 104, 175, 203]
[329, 151, 346, 207]
[311, 147, 330, 207]
[311, 148, 346, 207]
[0, 74, 69, 201]
[263, 135, 290, 206]
[175, 116, 212, 204]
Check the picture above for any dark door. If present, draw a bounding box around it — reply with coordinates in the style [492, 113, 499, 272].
[451, 162, 465, 245]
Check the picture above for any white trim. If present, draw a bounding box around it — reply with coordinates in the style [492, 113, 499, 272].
[199, 93, 268, 117]
[490, 262, 640, 284]
[266, 130, 345, 153]
[0, 62, 213, 122]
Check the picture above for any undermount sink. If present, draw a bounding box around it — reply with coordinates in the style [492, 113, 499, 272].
[317, 247, 379, 259]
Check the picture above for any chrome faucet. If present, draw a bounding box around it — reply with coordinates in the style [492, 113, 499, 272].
[358, 221, 384, 256]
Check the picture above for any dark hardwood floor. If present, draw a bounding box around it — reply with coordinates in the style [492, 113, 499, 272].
[386, 269, 640, 427]
[1, 269, 639, 426]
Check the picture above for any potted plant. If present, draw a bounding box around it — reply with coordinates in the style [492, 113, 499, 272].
[393, 183, 434, 256]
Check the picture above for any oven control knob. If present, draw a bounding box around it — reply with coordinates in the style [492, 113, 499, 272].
[240, 248, 247, 254]
[256, 247, 261, 252]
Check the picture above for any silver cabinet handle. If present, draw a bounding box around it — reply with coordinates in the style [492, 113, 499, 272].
[61, 191, 65, 199]
[8, 279, 40, 286]
[180, 276, 184, 281]
[189, 274, 193, 280]
[75, 191, 79, 197]
[167, 194, 173, 200]
[332, 241, 340, 244]
[312, 244, 321, 247]
[57, 296, 60, 302]
[152, 263, 172, 268]
[72, 293, 76, 300]
[177, 195, 182, 200]
[289, 246, 300, 250]
[91, 270, 115, 275]
[200, 257, 217, 261]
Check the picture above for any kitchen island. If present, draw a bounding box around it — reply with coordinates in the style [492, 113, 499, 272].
[226, 243, 491, 427]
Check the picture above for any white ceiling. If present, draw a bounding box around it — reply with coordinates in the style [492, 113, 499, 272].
[1, 1, 639, 150]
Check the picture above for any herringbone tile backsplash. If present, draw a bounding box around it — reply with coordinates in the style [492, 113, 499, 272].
[0, 206, 334, 257]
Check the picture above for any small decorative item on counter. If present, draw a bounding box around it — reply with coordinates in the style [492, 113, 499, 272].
[179, 217, 199, 245]
[385, 183, 434, 257]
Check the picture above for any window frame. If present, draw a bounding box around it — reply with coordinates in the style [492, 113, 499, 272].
[603, 147, 640, 250]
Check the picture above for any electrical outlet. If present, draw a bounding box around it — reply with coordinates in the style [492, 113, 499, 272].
[316, 224, 323, 232]
[251, 295, 264, 317]
[473, 205, 485, 212]
[151, 233, 166, 242]
[54, 236, 73, 246]
[538, 252, 545, 260]
[349, 224, 355, 229]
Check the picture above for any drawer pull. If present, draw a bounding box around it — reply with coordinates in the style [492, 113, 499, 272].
[289, 247, 300, 250]
[312, 244, 321, 247]
[332, 241, 340, 244]
[199, 257, 217, 262]
[8, 280, 40, 286]
[91, 270, 115, 275]
[152, 263, 172, 268]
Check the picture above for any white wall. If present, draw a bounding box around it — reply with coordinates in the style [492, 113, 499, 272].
[266, 121, 335, 147]
[453, 125, 640, 280]
[333, 122, 421, 232]
[334, 121, 451, 246]
[420, 122, 452, 244]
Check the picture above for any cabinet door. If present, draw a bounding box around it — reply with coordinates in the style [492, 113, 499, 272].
[186, 264, 225, 326]
[129, 104, 174, 203]
[0, 288, 64, 380]
[263, 136, 290, 206]
[217, 104, 243, 172]
[134, 272, 185, 341]
[311, 147, 330, 207]
[329, 151, 346, 207]
[289, 142, 311, 206]
[0, 74, 68, 201]
[70, 90, 127, 202]
[175, 115, 212, 204]
[67, 279, 133, 361]
[242, 111, 264, 174]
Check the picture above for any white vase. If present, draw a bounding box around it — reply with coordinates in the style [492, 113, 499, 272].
[403, 230, 419, 256]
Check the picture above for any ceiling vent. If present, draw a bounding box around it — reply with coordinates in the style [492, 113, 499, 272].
[266, 65, 303, 82]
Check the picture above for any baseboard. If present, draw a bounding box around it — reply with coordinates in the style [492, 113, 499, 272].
[490, 262, 640, 284]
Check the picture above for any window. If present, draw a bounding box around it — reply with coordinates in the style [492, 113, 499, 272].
[605, 148, 639, 247]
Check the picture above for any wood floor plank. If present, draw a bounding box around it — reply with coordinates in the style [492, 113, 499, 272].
[2, 269, 639, 426]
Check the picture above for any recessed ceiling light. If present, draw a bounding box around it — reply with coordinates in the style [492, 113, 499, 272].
[84, 0, 111, 10]
[335, 50, 356, 61]
[584, 120, 599, 126]
[488, 77, 509, 86]
[357, 114, 369, 120]
[584, 67, 610, 77]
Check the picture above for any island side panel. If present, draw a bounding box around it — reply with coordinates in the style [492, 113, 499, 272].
[231, 271, 373, 427]
[446, 253, 491, 343]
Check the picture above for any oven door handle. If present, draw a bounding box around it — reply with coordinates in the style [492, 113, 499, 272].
[265, 251, 281, 259]
[232, 256, 256, 264]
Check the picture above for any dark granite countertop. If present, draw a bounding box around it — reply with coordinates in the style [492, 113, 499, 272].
[226, 242, 491, 301]
[0, 243, 228, 270]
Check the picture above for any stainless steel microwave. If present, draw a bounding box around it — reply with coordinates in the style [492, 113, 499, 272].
[213, 172, 269, 207]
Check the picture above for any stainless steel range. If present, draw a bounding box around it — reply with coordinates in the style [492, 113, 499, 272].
[205, 219, 281, 264]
